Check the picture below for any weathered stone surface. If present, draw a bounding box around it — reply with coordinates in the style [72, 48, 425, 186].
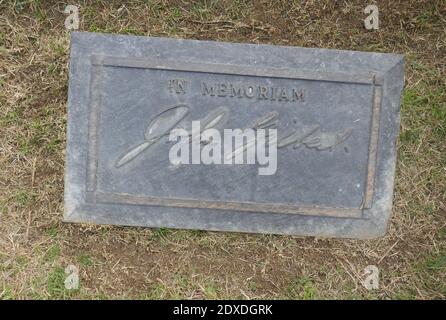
[64, 31, 404, 238]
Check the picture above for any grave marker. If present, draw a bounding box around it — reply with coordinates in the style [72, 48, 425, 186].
[64, 32, 404, 238]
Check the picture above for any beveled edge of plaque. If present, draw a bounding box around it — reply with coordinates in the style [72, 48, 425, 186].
[91, 55, 384, 85]
[64, 32, 405, 239]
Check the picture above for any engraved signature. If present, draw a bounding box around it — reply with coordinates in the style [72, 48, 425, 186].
[115, 105, 190, 168]
[115, 105, 353, 168]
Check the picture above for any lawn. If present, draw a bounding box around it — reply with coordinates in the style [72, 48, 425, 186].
[0, 0, 445, 299]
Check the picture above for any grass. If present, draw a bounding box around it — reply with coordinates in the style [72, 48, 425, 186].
[285, 277, 318, 300]
[46, 266, 79, 299]
[0, 0, 445, 299]
[76, 253, 93, 267]
[44, 244, 60, 262]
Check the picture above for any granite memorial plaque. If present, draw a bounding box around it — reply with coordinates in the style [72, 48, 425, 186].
[64, 32, 404, 238]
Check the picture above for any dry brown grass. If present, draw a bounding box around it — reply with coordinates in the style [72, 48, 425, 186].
[0, 0, 445, 299]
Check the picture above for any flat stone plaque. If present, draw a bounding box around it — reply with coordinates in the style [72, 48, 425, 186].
[64, 32, 404, 238]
